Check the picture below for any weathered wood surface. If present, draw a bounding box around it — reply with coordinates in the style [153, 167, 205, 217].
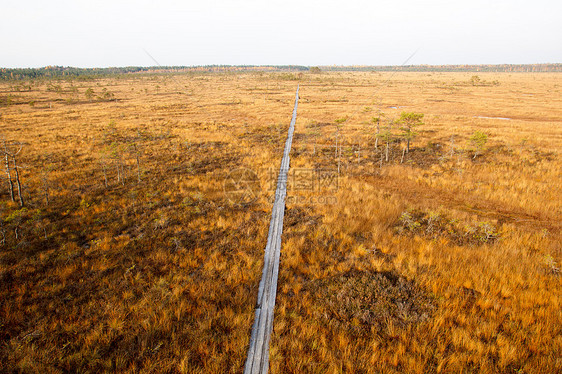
[244, 86, 299, 374]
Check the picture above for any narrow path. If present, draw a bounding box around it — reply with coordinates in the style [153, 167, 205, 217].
[244, 85, 299, 374]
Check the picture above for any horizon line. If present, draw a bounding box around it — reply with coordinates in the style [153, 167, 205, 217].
[2, 62, 562, 70]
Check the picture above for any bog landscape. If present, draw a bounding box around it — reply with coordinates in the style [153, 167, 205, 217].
[0, 67, 561, 373]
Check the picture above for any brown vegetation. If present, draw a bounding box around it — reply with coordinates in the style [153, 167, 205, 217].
[0, 71, 560, 373]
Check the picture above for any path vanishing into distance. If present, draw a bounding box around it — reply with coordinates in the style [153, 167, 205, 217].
[243, 85, 299, 374]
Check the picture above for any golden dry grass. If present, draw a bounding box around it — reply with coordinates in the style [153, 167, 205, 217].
[0, 71, 560, 373]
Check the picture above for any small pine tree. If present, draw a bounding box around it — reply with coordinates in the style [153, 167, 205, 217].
[397, 112, 424, 152]
[85, 88, 94, 101]
[470, 131, 488, 159]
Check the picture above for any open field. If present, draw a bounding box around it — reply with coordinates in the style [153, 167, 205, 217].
[0, 71, 561, 373]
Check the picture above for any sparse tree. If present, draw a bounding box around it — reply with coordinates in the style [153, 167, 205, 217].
[100, 159, 109, 187]
[6, 207, 27, 240]
[397, 112, 424, 153]
[109, 143, 125, 186]
[12, 154, 24, 207]
[2, 139, 24, 206]
[99, 88, 115, 101]
[470, 75, 481, 86]
[377, 124, 394, 162]
[85, 88, 94, 101]
[3, 144, 15, 202]
[470, 131, 488, 159]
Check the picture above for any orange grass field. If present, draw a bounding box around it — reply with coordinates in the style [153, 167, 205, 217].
[0, 71, 560, 373]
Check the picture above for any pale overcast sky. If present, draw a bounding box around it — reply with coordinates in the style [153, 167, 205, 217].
[1, 0, 561, 68]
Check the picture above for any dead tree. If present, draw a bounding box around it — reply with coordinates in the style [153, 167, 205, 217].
[4, 149, 15, 202]
[2, 139, 24, 206]
[377, 124, 393, 163]
[372, 116, 381, 150]
[108, 142, 125, 186]
[116, 161, 121, 184]
[12, 154, 24, 207]
[116, 160, 125, 186]
[98, 156, 109, 188]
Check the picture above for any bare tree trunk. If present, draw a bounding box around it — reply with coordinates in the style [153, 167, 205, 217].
[4, 152, 15, 202]
[385, 141, 389, 162]
[401, 146, 406, 163]
[406, 138, 410, 153]
[11, 155, 24, 207]
[374, 123, 380, 150]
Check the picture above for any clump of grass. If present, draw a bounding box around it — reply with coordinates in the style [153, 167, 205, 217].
[544, 255, 560, 275]
[278, 73, 301, 81]
[313, 270, 435, 336]
[396, 209, 498, 245]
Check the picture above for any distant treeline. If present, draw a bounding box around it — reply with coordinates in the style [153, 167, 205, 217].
[319, 63, 562, 73]
[0, 65, 309, 80]
[1, 63, 560, 80]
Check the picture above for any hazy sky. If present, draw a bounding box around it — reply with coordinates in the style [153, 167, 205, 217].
[1, 0, 561, 68]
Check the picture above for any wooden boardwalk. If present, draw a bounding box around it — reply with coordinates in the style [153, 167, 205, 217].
[243, 86, 299, 374]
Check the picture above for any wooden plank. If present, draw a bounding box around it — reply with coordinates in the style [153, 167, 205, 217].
[244, 85, 299, 374]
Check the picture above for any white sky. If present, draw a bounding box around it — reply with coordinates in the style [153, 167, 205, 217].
[1, 0, 561, 68]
